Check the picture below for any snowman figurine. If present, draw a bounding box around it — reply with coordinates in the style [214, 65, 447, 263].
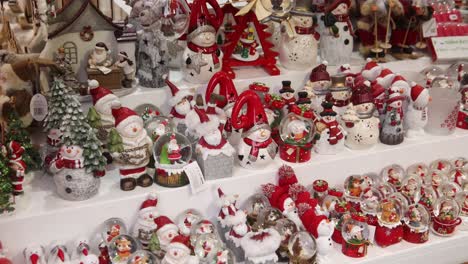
[380, 89, 405, 145]
[132, 194, 159, 249]
[183, 17, 223, 84]
[151, 216, 180, 258]
[320, 0, 354, 65]
[315, 101, 345, 155]
[326, 74, 352, 118]
[405, 82, 430, 138]
[279, 0, 319, 70]
[24, 245, 46, 264]
[304, 61, 331, 114]
[301, 215, 334, 264]
[47, 244, 71, 264]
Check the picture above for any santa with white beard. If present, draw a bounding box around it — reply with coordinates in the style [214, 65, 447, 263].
[162, 235, 199, 264]
[132, 194, 159, 249]
[165, 77, 194, 134]
[88, 42, 112, 70]
[153, 216, 180, 258]
[7, 141, 27, 196]
[277, 194, 305, 230]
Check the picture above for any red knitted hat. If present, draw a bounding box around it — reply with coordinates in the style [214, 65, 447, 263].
[277, 194, 294, 212]
[352, 81, 373, 105]
[140, 193, 158, 214]
[261, 184, 287, 208]
[306, 215, 329, 238]
[154, 216, 178, 234]
[297, 203, 316, 224]
[278, 164, 298, 187]
[309, 61, 330, 83]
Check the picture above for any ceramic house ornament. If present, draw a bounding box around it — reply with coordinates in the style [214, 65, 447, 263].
[315, 101, 346, 155]
[403, 204, 430, 244]
[231, 90, 277, 169]
[304, 61, 331, 113]
[132, 194, 160, 249]
[279, 0, 319, 70]
[320, 0, 354, 65]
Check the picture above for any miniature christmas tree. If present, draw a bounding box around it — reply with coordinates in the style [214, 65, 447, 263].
[5, 111, 41, 171]
[44, 78, 74, 132]
[83, 127, 106, 175]
[148, 233, 161, 253]
[0, 151, 13, 214]
[107, 128, 123, 153]
[87, 107, 102, 129]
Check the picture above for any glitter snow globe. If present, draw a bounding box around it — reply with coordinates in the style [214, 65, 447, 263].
[381, 164, 406, 191]
[400, 175, 422, 203]
[341, 215, 370, 258]
[360, 187, 384, 226]
[403, 204, 430, 244]
[193, 233, 225, 263]
[374, 198, 405, 247]
[101, 218, 128, 245]
[287, 231, 317, 264]
[257, 207, 285, 229]
[437, 182, 461, 199]
[432, 197, 462, 236]
[108, 234, 140, 264]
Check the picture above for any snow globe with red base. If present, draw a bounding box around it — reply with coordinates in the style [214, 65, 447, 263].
[108, 234, 140, 264]
[144, 115, 174, 143]
[374, 198, 405, 247]
[153, 132, 191, 187]
[381, 164, 406, 191]
[400, 175, 422, 204]
[256, 207, 285, 230]
[431, 197, 462, 236]
[321, 196, 352, 244]
[360, 187, 384, 226]
[287, 231, 317, 264]
[418, 185, 438, 214]
[278, 105, 316, 163]
[127, 250, 158, 264]
[273, 218, 298, 262]
[341, 214, 371, 258]
[455, 191, 468, 231]
[403, 204, 430, 244]
[437, 182, 461, 199]
[344, 174, 376, 211]
[311, 180, 329, 202]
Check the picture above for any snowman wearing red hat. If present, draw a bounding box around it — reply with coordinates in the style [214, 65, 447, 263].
[315, 101, 345, 155]
[457, 87, 468, 130]
[361, 58, 383, 82]
[183, 16, 223, 84]
[376, 68, 396, 89]
[7, 141, 27, 196]
[165, 77, 194, 134]
[380, 88, 405, 145]
[46, 243, 71, 264]
[404, 82, 430, 138]
[151, 216, 180, 257]
[24, 245, 46, 264]
[371, 82, 386, 119]
[231, 90, 277, 169]
[304, 61, 331, 113]
[109, 102, 153, 191]
[132, 193, 160, 249]
[301, 214, 335, 264]
[162, 235, 199, 264]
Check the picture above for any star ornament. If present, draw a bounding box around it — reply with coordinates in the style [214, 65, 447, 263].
[187, 52, 207, 74]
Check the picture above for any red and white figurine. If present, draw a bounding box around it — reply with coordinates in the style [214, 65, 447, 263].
[241, 229, 281, 264]
[165, 78, 194, 134]
[374, 199, 404, 247]
[432, 198, 462, 236]
[7, 141, 26, 196]
[132, 194, 159, 249]
[47, 243, 70, 264]
[403, 204, 430, 244]
[24, 245, 46, 264]
[405, 82, 430, 138]
[304, 61, 331, 113]
[162, 235, 199, 264]
[315, 101, 345, 155]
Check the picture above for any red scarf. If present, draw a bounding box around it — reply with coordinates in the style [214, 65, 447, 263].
[187, 42, 220, 67]
[62, 158, 83, 169]
[326, 93, 350, 107]
[334, 14, 355, 37]
[322, 120, 343, 145]
[295, 26, 320, 40]
[198, 137, 228, 150]
[224, 119, 232, 133]
[386, 106, 404, 121]
[170, 108, 186, 119]
[243, 138, 273, 158]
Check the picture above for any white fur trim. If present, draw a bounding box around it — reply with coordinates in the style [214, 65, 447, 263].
[168, 89, 193, 107]
[195, 116, 220, 136]
[322, 60, 328, 66]
[116, 116, 143, 131]
[241, 228, 281, 260]
[88, 79, 99, 88]
[169, 242, 190, 253]
[95, 93, 118, 105]
[185, 109, 200, 131]
[156, 223, 178, 235]
[366, 58, 373, 62]
[220, 210, 247, 227]
[198, 140, 235, 160]
[411, 81, 417, 87]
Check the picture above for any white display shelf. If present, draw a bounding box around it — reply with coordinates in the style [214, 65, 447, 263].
[2, 55, 466, 263]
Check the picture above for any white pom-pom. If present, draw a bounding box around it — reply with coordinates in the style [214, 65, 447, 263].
[147, 193, 158, 200]
[162, 74, 168, 80]
[411, 81, 417, 87]
[87, 79, 99, 88]
[364, 80, 371, 87]
[366, 58, 373, 62]
[111, 101, 121, 109]
[322, 60, 328, 66]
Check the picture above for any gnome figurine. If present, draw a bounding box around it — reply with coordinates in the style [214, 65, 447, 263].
[165, 77, 194, 134]
[380, 89, 405, 145]
[405, 82, 430, 138]
[183, 16, 223, 84]
[314, 102, 345, 155]
[132, 194, 160, 249]
[231, 90, 278, 169]
[109, 102, 153, 191]
[304, 61, 331, 113]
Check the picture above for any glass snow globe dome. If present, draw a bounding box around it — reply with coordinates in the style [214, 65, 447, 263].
[376, 198, 405, 226]
[404, 204, 430, 232]
[287, 231, 317, 262]
[279, 111, 315, 146]
[145, 115, 175, 142]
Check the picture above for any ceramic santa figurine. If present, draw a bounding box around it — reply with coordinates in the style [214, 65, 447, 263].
[321, 0, 354, 65]
[114, 51, 135, 88]
[24, 245, 46, 264]
[231, 90, 277, 169]
[88, 42, 112, 71]
[342, 81, 380, 150]
[165, 78, 194, 134]
[183, 17, 222, 84]
[380, 89, 405, 145]
[132, 194, 159, 249]
[457, 87, 468, 129]
[326, 74, 352, 118]
[279, 0, 319, 70]
[361, 58, 383, 82]
[47, 244, 70, 264]
[405, 82, 430, 138]
[109, 102, 153, 191]
[315, 102, 345, 155]
[304, 61, 331, 113]
[275, 193, 305, 230]
[162, 235, 199, 264]
[241, 229, 281, 264]
[150, 216, 180, 258]
[217, 188, 241, 228]
[7, 141, 26, 196]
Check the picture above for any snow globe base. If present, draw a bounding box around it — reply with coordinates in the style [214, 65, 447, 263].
[403, 225, 429, 244]
[53, 168, 100, 201]
[374, 224, 404, 247]
[154, 166, 189, 188]
[341, 241, 367, 258]
[196, 153, 233, 181]
[431, 218, 462, 236]
[279, 144, 312, 163]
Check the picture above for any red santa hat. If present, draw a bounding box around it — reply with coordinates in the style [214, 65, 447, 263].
[376, 68, 395, 85]
[410, 82, 429, 105]
[205, 71, 238, 108]
[277, 194, 294, 212]
[325, 0, 351, 12]
[231, 90, 270, 136]
[165, 76, 193, 107]
[192, 107, 220, 136]
[309, 61, 330, 83]
[111, 102, 142, 130]
[8, 141, 24, 159]
[169, 235, 191, 253]
[371, 82, 385, 98]
[361, 58, 382, 81]
[261, 183, 287, 208]
[88, 80, 116, 106]
[386, 87, 405, 104]
[217, 188, 225, 198]
[278, 164, 298, 187]
[139, 193, 158, 215]
[391, 75, 410, 93]
[351, 81, 373, 105]
[304, 215, 329, 238]
[154, 216, 178, 234]
[187, 16, 217, 43]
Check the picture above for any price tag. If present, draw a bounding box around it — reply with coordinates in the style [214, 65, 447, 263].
[184, 162, 208, 194]
[431, 36, 468, 62]
[30, 94, 48, 121]
[422, 18, 437, 38]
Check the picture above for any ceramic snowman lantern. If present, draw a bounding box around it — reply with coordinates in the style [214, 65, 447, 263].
[320, 0, 354, 65]
[404, 83, 430, 138]
[279, 0, 319, 70]
[183, 17, 223, 84]
[304, 61, 331, 113]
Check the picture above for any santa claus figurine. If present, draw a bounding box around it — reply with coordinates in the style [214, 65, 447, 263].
[132, 194, 159, 249]
[109, 102, 153, 191]
[231, 90, 277, 169]
[405, 82, 430, 138]
[24, 245, 46, 264]
[315, 102, 345, 155]
[167, 134, 182, 164]
[88, 42, 112, 71]
[177, 210, 202, 236]
[151, 216, 180, 258]
[457, 87, 468, 130]
[7, 141, 26, 196]
[183, 16, 223, 84]
[304, 61, 331, 114]
[276, 193, 305, 230]
[380, 89, 405, 145]
[165, 77, 194, 134]
[162, 235, 199, 264]
[113, 51, 135, 88]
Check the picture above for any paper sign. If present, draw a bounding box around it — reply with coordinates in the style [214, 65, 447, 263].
[430, 36, 468, 62]
[422, 18, 437, 38]
[184, 162, 207, 194]
[30, 94, 48, 121]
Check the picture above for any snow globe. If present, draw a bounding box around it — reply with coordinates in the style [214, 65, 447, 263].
[449, 169, 468, 186]
[429, 159, 453, 174]
[135, 104, 161, 122]
[144, 115, 174, 143]
[455, 191, 468, 231]
[432, 197, 462, 236]
[360, 187, 384, 226]
[426, 170, 448, 190]
[374, 198, 405, 247]
[175, 209, 203, 236]
[190, 219, 219, 246]
[287, 231, 317, 264]
[153, 132, 191, 187]
[260, 0, 295, 18]
[256, 207, 285, 229]
[341, 215, 370, 258]
[403, 204, 430, 244]
[311, 180, 329, 202]
[400, 175, 422, 204]
[376, 182, 396, 198]
[419, 185, 438, 214]
[437, 182, 461, 199]
[101, 218, 128, 245]
[278, 107, 316, 163]
[193, 233, 225, 263]
[420, 66, 444, 88]
[321, 196, 351, 244]
[127, 250, 158, 264]
[344, 174, 375, 211]
[381, 164, 406, 191]
[406, 163, 429, 183]
[242, 193, 271, 229]
[452, 157, 468, 170]
[446, 61, 468, 81]
[108, 234, 140, 264]
[273, 218, 298, 261]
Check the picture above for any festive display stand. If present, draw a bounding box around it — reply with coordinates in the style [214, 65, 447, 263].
[2, 55, 468, 263]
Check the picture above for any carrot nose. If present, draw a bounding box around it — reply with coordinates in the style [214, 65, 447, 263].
[429, 96, 432, 102]
[133, 127, 138, 132]
[66, 149, 71, 153]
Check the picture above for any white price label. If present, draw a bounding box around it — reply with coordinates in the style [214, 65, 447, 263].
[30, 94, 48, 121]
[184, 161, 207, 194]
[431, 36, 468, 62]
[422, 18, 437, 38]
